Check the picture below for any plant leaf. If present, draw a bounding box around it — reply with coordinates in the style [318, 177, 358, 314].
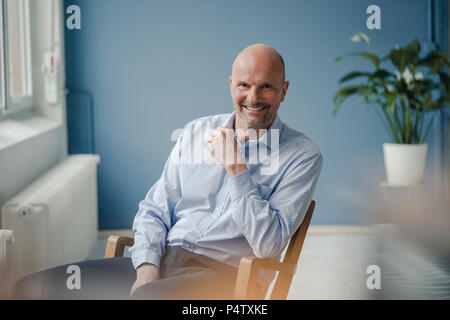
[335, 52, 380, 68]
[438, 72, 450, 94]
[383, 92, 398, 113]
[406, 39, 421, 55]
[389, 40, 420, 72]
[338, 71, 370, 83]
[419, 51, 450, 73]
[333, 85, 377, 116]
[368, 69, 392, 81]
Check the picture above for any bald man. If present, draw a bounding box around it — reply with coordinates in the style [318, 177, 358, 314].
[12, 44, 322, 300]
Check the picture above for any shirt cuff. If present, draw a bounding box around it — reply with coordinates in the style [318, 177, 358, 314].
[130, 248, 162, 270]
[228, 169, 258, 201]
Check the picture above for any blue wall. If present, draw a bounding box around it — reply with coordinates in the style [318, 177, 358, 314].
[64, 0, 437, 229]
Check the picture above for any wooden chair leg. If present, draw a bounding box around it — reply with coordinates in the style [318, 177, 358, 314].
[233, 256, 260, 299]
[269, 272, 292, 300]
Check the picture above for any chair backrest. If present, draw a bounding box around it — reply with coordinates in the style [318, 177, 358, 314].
[269, 200, 315, 299]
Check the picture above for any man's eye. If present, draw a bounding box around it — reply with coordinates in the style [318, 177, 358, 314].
[239, 83, 248, 88]
[262, 84, 272, 89]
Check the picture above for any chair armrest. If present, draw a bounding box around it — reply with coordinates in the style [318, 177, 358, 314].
[104, 235, 134, 258]
[233, 256, 296, 300]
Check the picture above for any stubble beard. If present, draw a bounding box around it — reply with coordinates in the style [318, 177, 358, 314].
[237, 107, 273, 131]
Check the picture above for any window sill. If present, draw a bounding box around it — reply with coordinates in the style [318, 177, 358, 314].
[0, 108, 63, 151]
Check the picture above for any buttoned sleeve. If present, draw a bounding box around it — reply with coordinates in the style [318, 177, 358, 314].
[228, 149, 323, 259]
[128, 133, 183, 269]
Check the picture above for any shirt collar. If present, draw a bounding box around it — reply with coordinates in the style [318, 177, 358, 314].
[224, 112, 282, 150]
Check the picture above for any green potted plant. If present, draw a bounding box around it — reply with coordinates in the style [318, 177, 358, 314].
[334, 33, 450, 185]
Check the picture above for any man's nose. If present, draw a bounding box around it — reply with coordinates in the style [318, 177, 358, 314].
[247, 87, 261, 105]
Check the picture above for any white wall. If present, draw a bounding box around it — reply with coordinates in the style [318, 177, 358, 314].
[0, 0, 67, 225]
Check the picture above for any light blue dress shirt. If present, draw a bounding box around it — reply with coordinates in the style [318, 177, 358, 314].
[129, 112, 322, 286]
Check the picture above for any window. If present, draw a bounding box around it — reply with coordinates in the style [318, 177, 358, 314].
[0, 0, 33, 113]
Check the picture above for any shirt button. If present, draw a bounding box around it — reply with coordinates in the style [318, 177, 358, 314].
[215, 208, 220, 212]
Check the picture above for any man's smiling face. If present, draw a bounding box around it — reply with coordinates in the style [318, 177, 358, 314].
[229, 44, 289, 131]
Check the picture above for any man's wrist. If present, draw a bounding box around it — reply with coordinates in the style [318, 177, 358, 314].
[137, 263, 159, 276]
[225, 163, 247, 177]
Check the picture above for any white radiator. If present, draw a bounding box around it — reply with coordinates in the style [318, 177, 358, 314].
[1, 154, 100, 288]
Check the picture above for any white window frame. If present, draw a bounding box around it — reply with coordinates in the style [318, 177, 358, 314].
[0, 0, 33, 116]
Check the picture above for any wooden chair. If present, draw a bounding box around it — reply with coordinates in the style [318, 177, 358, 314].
[105, 200, 315, 300]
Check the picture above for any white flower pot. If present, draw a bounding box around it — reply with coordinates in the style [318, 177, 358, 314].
[383, 143, 427, 185]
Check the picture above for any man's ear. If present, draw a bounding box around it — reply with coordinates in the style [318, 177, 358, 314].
[229, 76, 232, 85]
[280, 80, 290, 102]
